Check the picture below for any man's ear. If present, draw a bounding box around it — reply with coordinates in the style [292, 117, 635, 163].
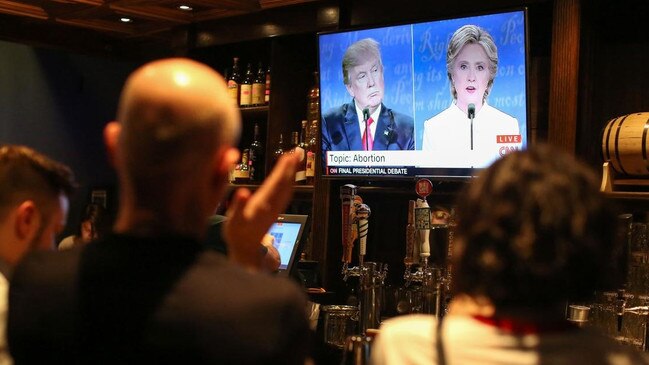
[14, 201, 41, 244]
[209, 147, 240, 203]
[345, 83, 354, 98]
[215, 147, 240, 177]
[103, 121, 121, 167]
[209, 146, 239, 185]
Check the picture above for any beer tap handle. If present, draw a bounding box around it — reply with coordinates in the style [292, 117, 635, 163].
[616, 289, 626, 332]
[416, 198, 431, 264]
[414, 179, 433, 267]
[357, 203, 371, 259]
[405, 200, 416, 266]
[340, 184, 357, 264]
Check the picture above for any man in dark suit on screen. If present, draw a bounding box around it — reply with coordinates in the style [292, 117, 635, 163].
[8, 58, 309, 364]
[322, 38, 415, 153]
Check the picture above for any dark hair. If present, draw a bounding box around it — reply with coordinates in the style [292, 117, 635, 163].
[76, 203, 109, 239]
[452, 144, 615, 308]
[0, 145, 76, 216]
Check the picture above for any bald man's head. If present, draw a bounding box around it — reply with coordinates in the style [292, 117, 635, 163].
[116, 58, 241, 181]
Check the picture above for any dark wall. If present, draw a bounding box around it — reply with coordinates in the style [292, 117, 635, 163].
[0, 39, 140, 237]
[578, 0, 649, 167]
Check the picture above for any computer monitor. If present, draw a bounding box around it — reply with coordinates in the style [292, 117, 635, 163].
[267, 214, 309, 276]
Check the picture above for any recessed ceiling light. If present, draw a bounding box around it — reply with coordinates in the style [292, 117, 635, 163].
[178, 5, 193, 11]
[120, 17, 132, 23]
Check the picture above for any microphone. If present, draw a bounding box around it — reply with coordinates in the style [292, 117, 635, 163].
[362, 107, 370, 121]
[468, 103, 475, 151]
[467, 103, 475, 119]
[362, 107, 370, 150]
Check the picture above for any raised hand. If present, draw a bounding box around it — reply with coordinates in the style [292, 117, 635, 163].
[223, 151, 300, 271]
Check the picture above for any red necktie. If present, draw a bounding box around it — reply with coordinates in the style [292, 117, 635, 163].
[362, 117, 374, 151]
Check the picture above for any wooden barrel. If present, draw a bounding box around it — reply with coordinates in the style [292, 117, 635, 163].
[601, 112, 649, 176]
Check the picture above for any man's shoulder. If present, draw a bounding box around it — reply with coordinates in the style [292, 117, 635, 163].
[323, 102, 352, 120]
[193, 252, 306, 301]
[15, 244, 82, 281]
[384, 107, 414, 125]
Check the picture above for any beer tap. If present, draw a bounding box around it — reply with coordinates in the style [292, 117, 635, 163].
[404, 179, 434, 286]
[614, 294, 649, 350]
[340, 184, 359, 281]
[357, 203, 371, 267]
[415, 197, 432, 269]
[340, 187, 367, 281]
[353, 199, 388, 334]
[616, 289, 627, 332]
[404, 200, 417, 287]
[338, 184, 387, 333]
[402, 179, 448, 317]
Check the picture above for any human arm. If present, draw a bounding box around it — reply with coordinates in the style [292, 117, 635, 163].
[223, 152, 299, 271]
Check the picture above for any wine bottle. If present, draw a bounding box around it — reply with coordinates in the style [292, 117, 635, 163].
[249, 123, 264, 182]
[292, 130, 306, 184]
[227, 57, 240, 105]
[233, 149, 250, 184]
[251, 62, 266, 106]
[273, 133, 285, 168]
[305, 119, 318, 185]
[264, 66, 271, 104]
[306, 71, 320, 122]
[239, 63, 253, 107]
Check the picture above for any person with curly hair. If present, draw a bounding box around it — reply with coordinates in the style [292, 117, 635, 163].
[372, 144, 649, 365]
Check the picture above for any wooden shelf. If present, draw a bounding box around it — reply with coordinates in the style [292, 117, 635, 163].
[603, 191, 649, 201]
[228, 183, 314, 194]
[600, 162, 649, 197]
[240, 105, 269, 118]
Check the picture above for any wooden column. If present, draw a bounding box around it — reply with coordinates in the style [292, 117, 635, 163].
[548, 0, 581, 152]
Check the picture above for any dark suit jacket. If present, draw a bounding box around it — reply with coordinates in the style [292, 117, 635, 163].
[8, 234, 310, 365]
[321, 100, 415, 152]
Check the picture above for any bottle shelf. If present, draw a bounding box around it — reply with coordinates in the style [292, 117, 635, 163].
[239, 105, 269, 116]
[228, 183, 314, 194]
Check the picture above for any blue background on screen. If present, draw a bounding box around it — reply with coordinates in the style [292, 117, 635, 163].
[318, 10, 527, 151]
[319, 24, 415, 121]
[268, 222, 302, 269]
[412, 11, 527, 149]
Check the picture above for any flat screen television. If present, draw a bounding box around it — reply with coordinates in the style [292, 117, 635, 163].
[318, 9, 528, 179]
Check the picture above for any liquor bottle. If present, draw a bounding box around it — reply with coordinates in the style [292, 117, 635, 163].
[227, 57, 240, 105]
[264, 66, 271, 104]
[233, 149, 250, 183]
[239, 63, 253, 107]
[290, 131, 306, 184]
[305, 119, 317, 185]
[251, 62, 266, 106]
[306, 71, 320, 122]
[248, 123, 264, 182]
[273, 133, 285, 168]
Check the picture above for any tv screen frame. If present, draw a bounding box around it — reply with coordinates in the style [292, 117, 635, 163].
[318, 8, 529, 180]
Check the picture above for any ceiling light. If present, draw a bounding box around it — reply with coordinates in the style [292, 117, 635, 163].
[178, 5, 193, 11]
[120, 17, 132, 23]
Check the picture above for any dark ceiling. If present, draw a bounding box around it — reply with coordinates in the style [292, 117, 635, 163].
[0, 0, 334, 57]
[0, 0, 559, 59]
